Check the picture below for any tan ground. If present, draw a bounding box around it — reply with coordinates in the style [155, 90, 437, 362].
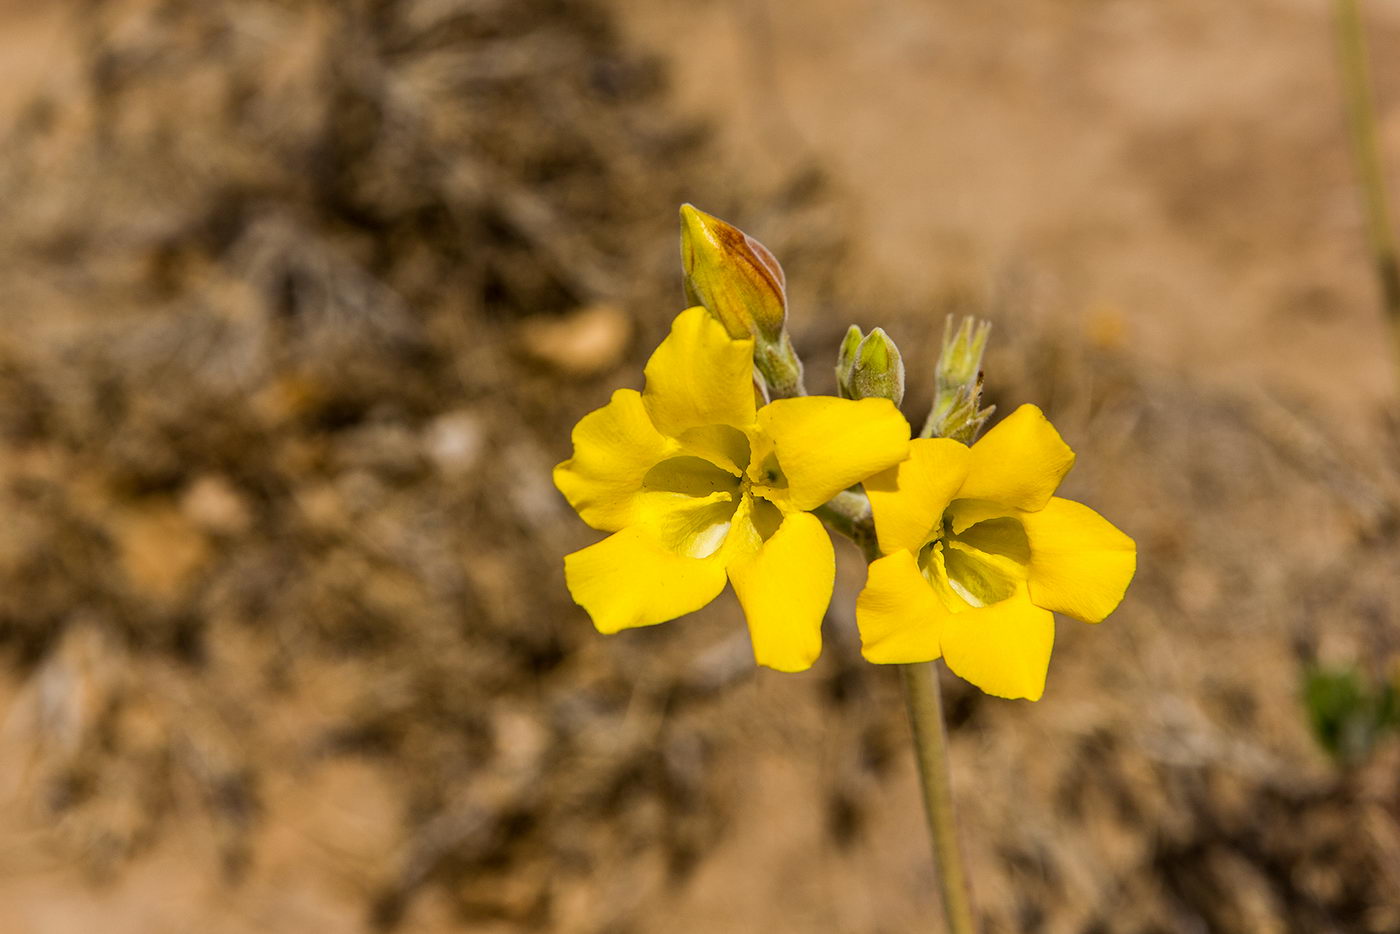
[1, 1, 1399, 932]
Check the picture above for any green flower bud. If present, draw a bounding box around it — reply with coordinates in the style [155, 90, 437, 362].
[937, 316, 990, 392]
[835, 324, 864, 398]
[847, 327, 905, 407]
[922, 315, 994, 444]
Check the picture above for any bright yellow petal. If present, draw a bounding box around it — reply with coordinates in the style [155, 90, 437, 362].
[554, 388, 676, 531]
[642, 492, 738, 559]
[1020, 497, 1136, 623]
[856, 550, 947, 664]
[944, 498, 1014, 535]
[939, 586, 1055, 701]
[864, 438, 971, 555]
[944, 540, 1025, 606]
[957, 404, 1075, 512]
[674, 424, 751, 476]
[564, 526, 728, 634]
[727, 511, 834, 672]
[757, 396, 910, 511]
[642, 306, 757, 438]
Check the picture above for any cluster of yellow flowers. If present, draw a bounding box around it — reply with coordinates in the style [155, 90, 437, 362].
[554, 207, 1135, 701]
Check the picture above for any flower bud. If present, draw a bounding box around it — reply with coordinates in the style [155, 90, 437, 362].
[679, 204, 787, 342]
[679, 204, 805, 398]
[847, 327, 905, 407]
[835, 324, 864, 398]
[922, 315, 994, 444]
[936, 316, 990, 392]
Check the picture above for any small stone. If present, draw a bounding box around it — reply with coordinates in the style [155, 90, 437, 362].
[180, 474, 253, 535]
[503, 442, 561, 530]
[423, 409, 486, 476]
[493, 706, 548, 779]
[517, 303, 632, 376]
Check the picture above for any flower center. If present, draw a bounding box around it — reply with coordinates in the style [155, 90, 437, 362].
[916, 509, 1030, 609]
[641, 426, 787, 558]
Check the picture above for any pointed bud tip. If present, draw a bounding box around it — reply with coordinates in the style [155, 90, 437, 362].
[858, 327, 895, 369]
[678, 204, 717, 274]
[848, 328, 905, 406]
[835, 324, 865, 398]
[838, 325, 864, 366]
[678, 203, 715, 242]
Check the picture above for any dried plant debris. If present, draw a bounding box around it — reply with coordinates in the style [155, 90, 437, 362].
[1, 0, 1398, 931]
[0, 0, 781, 928]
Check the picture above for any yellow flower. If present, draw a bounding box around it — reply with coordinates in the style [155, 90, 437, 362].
[556, 307, 910, 672]
[855, 405, 1136, 700]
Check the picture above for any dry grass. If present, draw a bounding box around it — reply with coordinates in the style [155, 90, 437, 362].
[1, 1, 1399, 932]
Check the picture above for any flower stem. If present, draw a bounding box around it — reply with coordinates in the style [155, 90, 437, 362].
[812, 489, 880, 563]
[1334, 0, 1400, 366]
[899, 661, 977, 934]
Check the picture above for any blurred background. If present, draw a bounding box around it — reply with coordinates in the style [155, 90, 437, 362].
[2, 0, 1400, 931]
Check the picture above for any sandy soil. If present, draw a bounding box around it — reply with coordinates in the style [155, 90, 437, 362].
[639, 0, 1400, 405]
[1, 1, 1399, 932]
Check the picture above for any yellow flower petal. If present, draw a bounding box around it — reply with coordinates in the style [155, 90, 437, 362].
[1020, 497, 1136, 623]
[728, 511, 834, 672]
[864, 438, 971, 555]
[944, 498, 1013, 535]
[642, 492, 738, 559]
[939, 586, 1055, 701]
[674, 424, 751, 476]
[643, 306, 757, 437]
[554, 388, 676, 531]
[564, 526, 728, 634]
[758, 396, 910, 511]
[957, 404, 1075, 512]
[944, 538, 1026, 606]
[856, 550, 947, 664]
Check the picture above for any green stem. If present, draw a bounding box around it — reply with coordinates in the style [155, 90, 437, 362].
[756, 332, 807, 400]
[814, 496, 977, 931]
[812, 489, 879, 563]
[810, 331, 980, 932]
[1335, 0, 1400, 363]
[899, 662, 977, 934]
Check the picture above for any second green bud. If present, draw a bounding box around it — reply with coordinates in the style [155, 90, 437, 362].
[837, 325, 905, 406]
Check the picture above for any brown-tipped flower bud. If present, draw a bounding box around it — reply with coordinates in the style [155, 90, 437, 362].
[847, 327, 905, 407]
[679, 204, 805, 398]
[679, 204, 787, 342]
[835, 324, 864, 398]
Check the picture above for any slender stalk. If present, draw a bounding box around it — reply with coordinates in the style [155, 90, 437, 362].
[812, 489, 879, 562]
[899, 662, 976, 934]
[817, 495, 976, 931]
[1334, 0, 1400, 364]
